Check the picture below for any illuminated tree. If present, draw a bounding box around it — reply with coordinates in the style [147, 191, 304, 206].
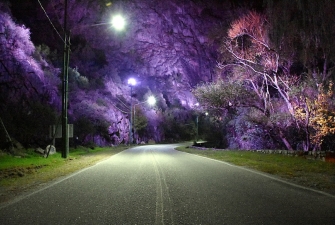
[0, 10, 61, 148]
[214, 11, 298, 149]
[264, 0, 335, 150]
[193, 79, 260, 113]
[219, 11, 297, 116]
[193, 79, 294, 150]
[294, 81, 335, 151]
[217, 6, 335, 151]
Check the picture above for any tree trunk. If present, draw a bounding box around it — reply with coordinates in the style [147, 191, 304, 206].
[279, 130, 293, 150]
[304, 104, 311, 151]
[0, 116, 14, 154]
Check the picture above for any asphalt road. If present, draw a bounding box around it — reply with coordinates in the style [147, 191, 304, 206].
[0, 144, 334, 224]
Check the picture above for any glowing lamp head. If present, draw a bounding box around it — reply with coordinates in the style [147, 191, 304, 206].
[128, 78, 136, 86]
[147, 96, 156, 106]
[111, 15, 125, 31]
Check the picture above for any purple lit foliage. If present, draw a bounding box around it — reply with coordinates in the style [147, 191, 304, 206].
[9, 0, 335, 149]
[0, 8, 61, 148]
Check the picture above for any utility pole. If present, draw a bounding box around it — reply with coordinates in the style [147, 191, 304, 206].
[62, 0, 70, 158]
[127, 78, 136, 145]
[196, 115, 199, 141]
[129, 85, 133, 144]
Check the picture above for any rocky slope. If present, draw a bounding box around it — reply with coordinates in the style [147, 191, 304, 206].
[7, 0, 234, 144]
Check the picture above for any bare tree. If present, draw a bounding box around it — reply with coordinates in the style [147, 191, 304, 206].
[217, 11, 297, 150]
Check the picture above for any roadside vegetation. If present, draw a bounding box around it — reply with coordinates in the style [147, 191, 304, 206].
[176, 146, 335, 195]
[0, 146, 128, 203]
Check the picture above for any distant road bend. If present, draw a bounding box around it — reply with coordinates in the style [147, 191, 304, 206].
[1, 144, 334, 224]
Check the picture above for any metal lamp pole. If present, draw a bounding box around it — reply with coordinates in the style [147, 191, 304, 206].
[129, 85, 133, 144]
[128, 78, 136, 144]
[60, 11, 126, 157]
[196, 115, 199, 141]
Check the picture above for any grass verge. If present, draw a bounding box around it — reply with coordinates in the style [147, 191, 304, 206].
[176, 146, 335, 195]
[0, 146, 129, 204]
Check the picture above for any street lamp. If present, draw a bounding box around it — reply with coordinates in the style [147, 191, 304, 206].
[196, 114, 199, 141]
[194, 103, 208, 142]
[128, 78, 137, 144]
[61, 3, 125, 158]
[133, 96, 156, 118]
[147, 96, 156, 106]
[133, 95, 156, 144]
[194, 103, 200, 142]
[196, 111, 209, 142]
[111, 15, 126, 31]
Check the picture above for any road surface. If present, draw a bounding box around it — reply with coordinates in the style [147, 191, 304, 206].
[1, 144, 334, 224]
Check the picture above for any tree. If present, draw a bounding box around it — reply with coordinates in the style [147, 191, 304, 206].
[193, 79, 260, 113]
[219, 11, 297, 116]
[74, 116, 96, 144]
[294, 80, 335, 151]
[310, 82, 335, 150]
[0, 10, 60, 148]
[264, 0, 335, 150]
[218, 11, 320, 149]
[133, 106, 148, 142]
[161, 107, 195, 142]
[266, 0, 335, 81]
[193, 79, 294, 150]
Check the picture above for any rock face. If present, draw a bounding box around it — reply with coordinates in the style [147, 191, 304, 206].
[119, 1, 220, 83]
[8, 0, 232, 144]
[65, 0, 228, 99]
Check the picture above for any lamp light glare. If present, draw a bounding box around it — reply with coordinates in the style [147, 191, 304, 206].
[112, 15, 125, 31]
[147, 96, 156, 105]
[128, 78, 136, 86]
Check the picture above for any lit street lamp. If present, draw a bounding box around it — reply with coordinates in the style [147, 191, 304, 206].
[193, 103, 208, 142]
[111, 15, 126, 31]
[147, 96, 156, 106]
[61, 1, 125, 158]
[196, 111, 209, 142]
[194, 103, 200, 142]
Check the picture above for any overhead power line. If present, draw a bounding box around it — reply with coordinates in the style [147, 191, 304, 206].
[37, 0, 64, 44]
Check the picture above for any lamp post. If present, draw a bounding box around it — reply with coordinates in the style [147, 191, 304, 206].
[128, 78, 137, 144]
[196, 115, 199, 141]
[61, 9, 126, 158]
[194, 103, 200, 142]
[193, 103, 209, 142]
[196, 111, 209, 142]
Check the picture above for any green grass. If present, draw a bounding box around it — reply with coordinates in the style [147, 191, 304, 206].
[0, 150, 57, 170]
[176, 146, 335, 193]
[0, 146, 121, 170]
[0, 145, 129, 203]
